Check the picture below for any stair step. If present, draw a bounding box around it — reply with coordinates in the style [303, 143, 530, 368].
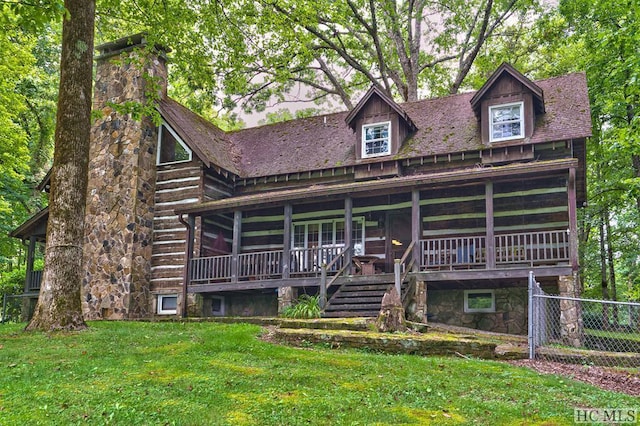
[324, 303, 382, 311]
[329, 296, 383, 304]
[323, 310, 380, 318]
[340, 284, 392, 292]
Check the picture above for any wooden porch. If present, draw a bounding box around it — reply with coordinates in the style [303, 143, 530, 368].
[187, 229, 570, 292]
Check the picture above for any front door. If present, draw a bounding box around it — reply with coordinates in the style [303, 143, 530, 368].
[386, 211, 412, 272]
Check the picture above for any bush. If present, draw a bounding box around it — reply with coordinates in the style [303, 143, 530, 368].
[0, 266, 27, 322]
[281, 294, 321, 319]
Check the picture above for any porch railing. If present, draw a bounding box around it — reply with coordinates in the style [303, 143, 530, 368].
[188, 230, 571, 285]
[28, 270, 43, 292]
[239, 250, 283, 279]
[420, 230, 569, 270]
[191, 254, 232, 282]
[495, 230, 569, 265]
[290, 246, 346, 276]
[421, 236, 486, 270]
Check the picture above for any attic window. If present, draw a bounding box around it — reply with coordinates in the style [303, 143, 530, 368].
[157, 122, 192, 165]
[362, 122, 391, 158]
[489, 102, 524, 142]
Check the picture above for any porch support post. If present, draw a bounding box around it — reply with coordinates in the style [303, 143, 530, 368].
[568, 167, 579, 271]
[231, 210, 242, 283]
[283, 204, 292, 279]
[180, 214, 195, 318]
[25, 236, 36, 293]
[412, 190, 421, 270]
[344, 196, 353, 273]
[485, 181, 496, 269]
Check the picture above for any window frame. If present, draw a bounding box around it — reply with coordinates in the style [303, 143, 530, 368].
[292, 217, 365, 256]
[361, 121, 391, 158]
[464, 289, 496, 313]
[157, 294, 178, 315]
[488, 102, 524, 143]
[156, 121, 193, 166]
[210, 296, 225, 316]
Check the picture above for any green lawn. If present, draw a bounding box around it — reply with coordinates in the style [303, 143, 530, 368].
[0, 321, 636, 425]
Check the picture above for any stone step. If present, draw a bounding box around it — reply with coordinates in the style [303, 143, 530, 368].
[322, 310, 380, 318]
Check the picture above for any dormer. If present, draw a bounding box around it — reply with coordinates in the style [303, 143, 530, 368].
[345, 86, 417, 160]
[470, 63, 544, 145]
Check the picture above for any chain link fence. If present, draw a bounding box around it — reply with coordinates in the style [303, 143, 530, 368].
[529, 272, 640, 369]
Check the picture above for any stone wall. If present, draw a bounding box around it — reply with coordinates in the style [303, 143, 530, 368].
[82, 38, 168, 319]
[201, 293, 278, 317]
[428, 288, 529, 335]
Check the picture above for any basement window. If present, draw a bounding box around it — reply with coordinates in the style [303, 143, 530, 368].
[157, 122, 192, 165]
[211, 296, 225, 316]
[157, 294, 178, 315]
[464, 290, 495, 313]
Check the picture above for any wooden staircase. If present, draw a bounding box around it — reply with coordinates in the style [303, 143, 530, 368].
[323, 280, 393, 318]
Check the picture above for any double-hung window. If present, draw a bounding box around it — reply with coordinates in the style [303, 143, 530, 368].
[362, 122, 391, 158]
[489, 102, 524, 142]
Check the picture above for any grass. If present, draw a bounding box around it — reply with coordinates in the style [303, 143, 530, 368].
[0, 321, 637, 425]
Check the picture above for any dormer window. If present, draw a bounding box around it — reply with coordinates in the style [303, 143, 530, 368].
[157, 122, 192, 165]
[362, 121, 391, 158]
[489, 102, 524, 142]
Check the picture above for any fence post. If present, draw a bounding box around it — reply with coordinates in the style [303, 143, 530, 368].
[528, 271, 535, 360]
[319, 265, 327, 309]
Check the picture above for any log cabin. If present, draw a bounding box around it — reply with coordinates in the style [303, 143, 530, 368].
[10, 34, 591, 334]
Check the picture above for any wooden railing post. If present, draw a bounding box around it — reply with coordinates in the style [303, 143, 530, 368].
[394, 259, 402, 296]
[320, 265, 327, 309]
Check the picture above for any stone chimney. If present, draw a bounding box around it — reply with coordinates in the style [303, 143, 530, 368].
[83, 34, 168, 319]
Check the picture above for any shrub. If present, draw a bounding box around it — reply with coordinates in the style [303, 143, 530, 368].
[281, 294, 321, 319]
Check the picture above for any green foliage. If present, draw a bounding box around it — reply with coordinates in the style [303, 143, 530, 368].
[0, 321, 637, 424]
[281, 294, 321, 319]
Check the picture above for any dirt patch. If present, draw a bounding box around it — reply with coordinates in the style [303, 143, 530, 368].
[510, 359, 640, 396]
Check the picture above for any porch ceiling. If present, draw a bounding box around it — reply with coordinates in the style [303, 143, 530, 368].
[176, 158, 578, 216]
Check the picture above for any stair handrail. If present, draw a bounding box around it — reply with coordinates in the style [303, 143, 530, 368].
[319, 245, 352, 309]
[397, 241, 417, 307]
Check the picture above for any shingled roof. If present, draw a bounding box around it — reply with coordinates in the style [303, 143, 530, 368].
[161, 72, 591, 179]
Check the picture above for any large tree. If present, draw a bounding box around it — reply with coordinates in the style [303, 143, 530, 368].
[95, 0, 546, 116]
[26, 0, 95, 331]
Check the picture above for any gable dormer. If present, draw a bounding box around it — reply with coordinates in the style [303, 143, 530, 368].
[470, 63, 544, 145]
[345, 86, 417, 160]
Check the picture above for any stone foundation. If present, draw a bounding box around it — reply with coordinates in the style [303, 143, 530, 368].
[201, 292, 277, 317]
[428, 287, 528, 335]
[277, 287, 298, 315]
[406, 279, 427, 323]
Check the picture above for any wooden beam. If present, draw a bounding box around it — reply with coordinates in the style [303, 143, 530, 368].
[25, 236, 36, 293]
[283, 204, 292, 279]
[179, 214, 195, 318]
[231, 210, 242, 282]
[568, 167, 579, 271]
[485, 182, 495, 269]
[344, 197, 353, 273]
[412, 190, 421, 270]
[416, 266, 573, 282]
[177, 159, 579, 215]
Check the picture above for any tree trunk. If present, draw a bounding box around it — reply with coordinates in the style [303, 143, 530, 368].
[598, 211, 609, 330]
[25, 0, 95, 331]
[375, 285, 406, 332]
[604, 209, 618, 326]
